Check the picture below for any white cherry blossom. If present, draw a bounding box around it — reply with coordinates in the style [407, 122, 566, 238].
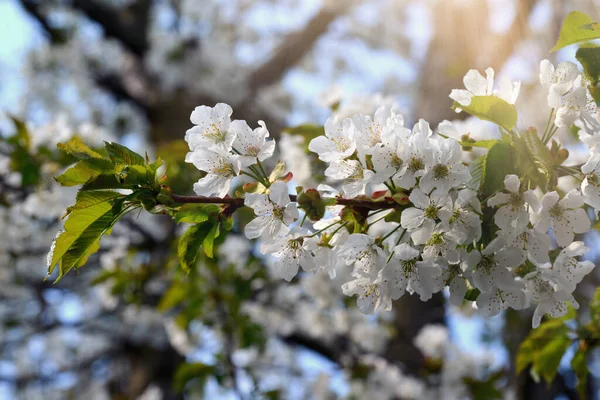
[487, 174, 540, 233]
[185, 103, 235, 151]
[581, 151, 600, 211]
[401, 189, 451, 245]
[230, 120, 275, 167]
[392, 120, 435, 189]
[339, 234, 386, 278]
[476, 284, 527, 317]
[543, 241, 595, 293]
[308, 116, 355, 162]
[261, 228, 318, 281]
[524, 269, 579, 328]
[187, 146, 240, 197]
[341, 277, 391, 314]
[244, 181, 299, 240]
[381, 243, 443, 301]
[439, 188, 482, 244]
[468, 243, 525, 293]
[539, 60, 579, 108]
[450, 68, 494, 107]
[419, 137, 470, 194]
[497, 228, 551, 265]
[532, 190, 590, 247]
[325, 159, 376, 198]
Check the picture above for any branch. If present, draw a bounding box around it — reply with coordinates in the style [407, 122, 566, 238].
[71, 0, 151, 56]
[247, 6, 344, 93]
[18, 0, 68, 44]
[170, 193, 400, 210]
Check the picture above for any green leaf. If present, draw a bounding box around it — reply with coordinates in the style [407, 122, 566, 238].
[48, 191, 128, 281]
[571, 348, 589, 399]
[157, 283, 188, 312]
[552, 11, 600, 52]
[104, 141, 146, 166]
[576, 46, 600, 85]
[480, 141, 516, 198]
[55, 158, 115, 186]
[10, 146, 40, 186]
[520, 129, 557, 190]
[468, 155, 485, 192]
[589, 286, 600, 324]
[177, 223, 212, 273]
[516, 314, 573, 383]
[463, 370, 504, 400]
[80, 165, 150, 190]
[283, 124, 324, 141]
[57, 137, 106, 160]
[465, 139, 498, 149]
[174, 362, 215, 392]
[534, 335, 571, 385]
[203, 223, 220, 258]
[8, 116, 30, 149]
[65, 190, 123, 216]
[174, 204, 220, 224]
[452, 96, 518, 132]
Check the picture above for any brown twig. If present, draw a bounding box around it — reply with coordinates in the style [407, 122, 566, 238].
[170, 193, 400, 211]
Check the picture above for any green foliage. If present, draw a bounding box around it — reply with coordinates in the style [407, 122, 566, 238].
[174, 204, 220, 224]
[178, 223, 214, 273]
[571, 347, 589, 398]
[463, 370, 504, 400]
[551, 11, 600, 52]
[576, 46, 600, 85]
[47, 190, 131, 281]
[452, 96, 518, 132]
[282, 124, 325, 149]
[104, 141, 146, 166]
[49, 140, 171, 281]
[174, 362, 215, 392]
[57, 137, 106, 160]
[479, 141, 517, 198]
[158, 282, 188, 312]
[511, 129, 557, 191]
[55, 158, 115, 186]
[516, 306, 576, 386]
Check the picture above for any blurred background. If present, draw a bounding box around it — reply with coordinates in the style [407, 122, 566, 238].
[0, 0, 600, 399]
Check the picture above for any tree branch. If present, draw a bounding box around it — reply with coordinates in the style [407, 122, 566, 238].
[71, 0, 151, 56]
[170, 193, 401, 211]
[247, 6, 344, 93]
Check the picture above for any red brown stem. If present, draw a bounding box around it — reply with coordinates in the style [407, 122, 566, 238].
[170, 194, 398, 210]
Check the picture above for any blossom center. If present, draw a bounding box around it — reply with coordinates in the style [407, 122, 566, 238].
[427, 232, 444, 246]
[391, 154, 404, 169]
[205, 123, 227, 142]
[246, 145, 261, 156]
[408, 157, 424, 173]
[272, 206, 285, 220]
[549, 204, 564, 219]
[424, 204, 438, 219]
[508, 193, 524, 210]
[477, 255, 494, 273]
[432, 164, 449, 180]
[401, 259, 416, 277]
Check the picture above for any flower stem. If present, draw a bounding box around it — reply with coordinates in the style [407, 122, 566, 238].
[307, 220, 345, 238]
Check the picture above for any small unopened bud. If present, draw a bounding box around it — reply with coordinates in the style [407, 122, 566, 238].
[392, 192, 410, 205]
[556, 148, 569, 164]
[243, 182, 259, 193]
[280, 171, 293, 182]
[372, 190, 389, 199]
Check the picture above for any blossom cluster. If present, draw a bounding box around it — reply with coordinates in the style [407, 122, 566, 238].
[185, 59, 600, 328]
[185, 103, 276, 197]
